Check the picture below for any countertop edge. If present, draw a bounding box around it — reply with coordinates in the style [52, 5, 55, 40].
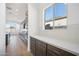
[30, 35, 79, 56]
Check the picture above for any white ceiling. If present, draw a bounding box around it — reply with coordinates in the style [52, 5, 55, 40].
[6, 3, 28, 23]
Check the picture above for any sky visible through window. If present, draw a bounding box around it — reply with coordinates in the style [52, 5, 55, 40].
[45, 3, 67, 21]
[54, 3, 67, 18]
[45, 5, 53, 21]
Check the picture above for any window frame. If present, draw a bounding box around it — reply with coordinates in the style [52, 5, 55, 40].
[54, 16, 67, 29]
[43, 3, 68, 30]
[43, 4, 54, 30]
[53, 3, 67, 29]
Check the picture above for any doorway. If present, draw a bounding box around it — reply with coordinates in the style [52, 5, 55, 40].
[5, 3, 31, 56]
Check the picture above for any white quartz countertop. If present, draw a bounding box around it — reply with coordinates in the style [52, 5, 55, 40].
[30, 35, 79, 55]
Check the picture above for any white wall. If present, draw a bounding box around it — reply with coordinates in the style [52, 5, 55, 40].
[28, 4, 39, 36]
[0, 3, 5, 55]
[28, 3, 39, 51]
[28, 3, 79, 54]
[38, 3, 79, 45]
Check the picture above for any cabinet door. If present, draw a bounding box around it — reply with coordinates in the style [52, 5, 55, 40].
[47, 44, 61, 56]
[30, 37, 36, 56]
[36, 40, 46, 56]
[47, 44, 75, 56]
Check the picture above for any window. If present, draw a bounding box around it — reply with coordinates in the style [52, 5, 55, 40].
[6, 21, 16, 28]
[54, 3, 67, 28]
[44, 3, 67, 30]
[44, 5, 54, 29]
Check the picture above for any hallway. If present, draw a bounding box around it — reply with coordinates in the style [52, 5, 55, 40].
[0, 3, 78, 56]
[6, 34, 32, 56]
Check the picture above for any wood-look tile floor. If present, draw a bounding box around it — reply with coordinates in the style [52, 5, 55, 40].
[6, 34, 32, 56]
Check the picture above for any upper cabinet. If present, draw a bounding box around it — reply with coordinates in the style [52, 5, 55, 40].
[44, 3, 67, 30]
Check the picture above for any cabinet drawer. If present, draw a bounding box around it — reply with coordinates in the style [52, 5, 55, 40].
[47, 50, 59, 56]
[36, 40, 46, 48]
[47, 44, 75, 56]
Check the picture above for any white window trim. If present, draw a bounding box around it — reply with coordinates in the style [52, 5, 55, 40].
[43, 3, 68, 30]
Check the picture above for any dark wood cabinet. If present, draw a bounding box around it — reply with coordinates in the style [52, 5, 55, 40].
[30, 36, 75, 56]
[36, 39, 46, 56]
[30, 37, 36, 56]
[47, 44, 75, 56]
[30, 37, 46, 56]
